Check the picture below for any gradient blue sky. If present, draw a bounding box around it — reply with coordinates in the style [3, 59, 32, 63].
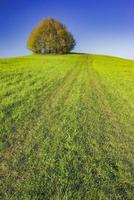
[0, 0, 134, 59]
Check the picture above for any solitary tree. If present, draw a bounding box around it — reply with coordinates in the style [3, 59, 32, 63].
[27, 17, 76, 54]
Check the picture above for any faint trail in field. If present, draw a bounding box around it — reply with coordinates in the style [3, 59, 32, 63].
[66, 55, 134, 199]
[1, 55, 88, 199]
[26, 55, 94, 199]
[1, 55, 134, 199]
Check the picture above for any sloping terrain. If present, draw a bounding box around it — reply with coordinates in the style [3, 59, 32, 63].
[0, 54, 134, 199]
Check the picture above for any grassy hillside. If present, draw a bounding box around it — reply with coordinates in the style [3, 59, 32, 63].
[0, 54, 134, 199]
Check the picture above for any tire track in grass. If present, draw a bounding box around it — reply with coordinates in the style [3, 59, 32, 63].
[54, 55, 107, 199]
[20, 55, 90, 200]
[58, 55, 134, 199]
[2, 55, 134, 199]
[43, 54, 134, 199]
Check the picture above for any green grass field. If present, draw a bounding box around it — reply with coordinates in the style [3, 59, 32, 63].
[0, 54, 134, 199]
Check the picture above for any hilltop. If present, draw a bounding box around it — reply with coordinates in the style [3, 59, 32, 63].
[0, 54, 134, 199]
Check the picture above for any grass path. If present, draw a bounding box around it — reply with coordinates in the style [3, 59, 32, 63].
[0, 54, 134, 199]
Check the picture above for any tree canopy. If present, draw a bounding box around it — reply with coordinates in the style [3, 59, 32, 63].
[27, 17, 76, 54]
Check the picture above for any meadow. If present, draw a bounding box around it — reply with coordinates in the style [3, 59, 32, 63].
[0, 54, 134, 199]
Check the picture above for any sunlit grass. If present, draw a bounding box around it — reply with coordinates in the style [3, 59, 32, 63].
[0, 54, 134, 199]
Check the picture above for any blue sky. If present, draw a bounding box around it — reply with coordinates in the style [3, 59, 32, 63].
[0, 0, 134, 59]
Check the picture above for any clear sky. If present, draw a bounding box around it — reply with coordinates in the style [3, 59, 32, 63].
[0, 0, 134, 59]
